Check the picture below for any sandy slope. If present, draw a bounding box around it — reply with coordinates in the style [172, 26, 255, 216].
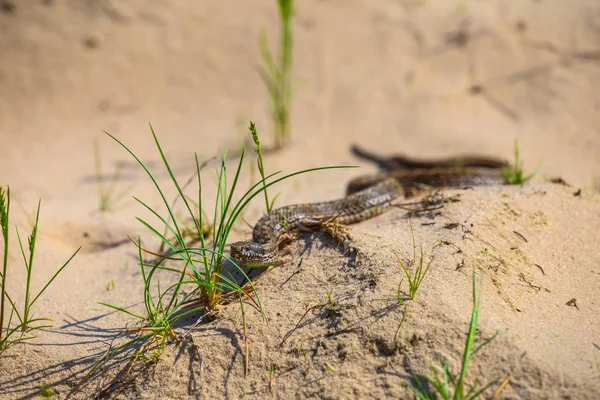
[0, 0, 599, 398]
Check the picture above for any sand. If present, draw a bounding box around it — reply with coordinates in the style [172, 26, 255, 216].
[1, 0, 599, 398]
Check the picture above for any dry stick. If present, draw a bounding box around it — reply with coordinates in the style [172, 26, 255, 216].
[513, 230, 528, 243]
[493, 375, 511, 400]
[118, 336, 156, 392]
[280, 304, 322, 347]
[243, 317, 249, 376]
[492, 352, 526, 400]
[117, 326, 175, 392]
[395, 204, 445, 214]
[76, 327, 137, 390]
[534, 264, 545, 276]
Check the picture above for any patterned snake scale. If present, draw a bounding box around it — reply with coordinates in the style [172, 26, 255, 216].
[230, 147, 508, 266]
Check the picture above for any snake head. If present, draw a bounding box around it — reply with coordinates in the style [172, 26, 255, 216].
[230, 241, 278, 266]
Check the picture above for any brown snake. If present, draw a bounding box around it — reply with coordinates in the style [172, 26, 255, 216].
[230, 146, 508, 266]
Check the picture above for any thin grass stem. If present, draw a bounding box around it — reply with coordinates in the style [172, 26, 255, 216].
[0, 186, 9, 343]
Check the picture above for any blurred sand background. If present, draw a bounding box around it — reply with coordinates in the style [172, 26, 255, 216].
[0, 0, 599, 398]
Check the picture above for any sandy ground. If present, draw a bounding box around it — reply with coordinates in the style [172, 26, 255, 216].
[1, 0, 599, 398]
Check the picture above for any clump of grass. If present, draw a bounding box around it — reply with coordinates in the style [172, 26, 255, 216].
[93, 236, 204, 385]
[323, 285, 341, 317]
[105, 280, 116, 292]
[502, 139, 535, 185]
[0, 186, 80, 352]
[410, 269, 498, 400]
[259, 0, 294, 149]
[395, 222, 431, 305]
[88, 123, 348, 383]
[94, 138, 133, 212]
[40, 385, 55, 398]
[268, 362, 277, 394]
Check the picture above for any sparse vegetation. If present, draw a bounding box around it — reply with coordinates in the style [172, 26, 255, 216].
[268, 362, 277, 394]
[395, 222, 431, 304]
[502, 139, 536, 185]
[259, 0, 294, 149]
[323, 285, 340, 317]
[105, 280, 116, 291]
[94, 138, 133, 212]
[40, 385, 56, 398]
[88, 123, 347, 383]
[410, 269, 498, 400]
[0, 186, 80, 353]
[250, 121, 279, 213]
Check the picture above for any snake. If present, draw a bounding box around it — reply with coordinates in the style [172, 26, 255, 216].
[230, 146, 509, 266]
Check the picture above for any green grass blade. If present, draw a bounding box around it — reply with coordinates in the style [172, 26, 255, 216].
[471, 331, 498, 358]
[194, 154, 210, 275]
[249, 122, 271, 213]
[15, 225, 32, 326]
[2, 290, 22, 326]
[214, 151, 245, 256]
[455, 270, 482, 399]
[0, 186, 10, 342]
[211, 158, 227, 253]
[147, 124, 204, 251]
[98, 302, 145, 320]
[133, 199, 185, 254]
[15, 227, 28, 272]
[259, 29, 278, 80]
[466, 378, 498, 400]
[104, 129, 186, 250]
[142, 246, 192, 317]
[135, 217, 176, 251]
[29, 247, 81, 308]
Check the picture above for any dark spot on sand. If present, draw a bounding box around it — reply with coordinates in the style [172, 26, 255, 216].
[0, 1, 15, 14]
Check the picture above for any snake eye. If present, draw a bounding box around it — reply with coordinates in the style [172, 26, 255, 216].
[244, 245, 250, 251]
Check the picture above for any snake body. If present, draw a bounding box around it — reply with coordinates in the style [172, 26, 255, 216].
[230, 148, 508, 266]
[350, 145, 508, 172]
[346, 166, 507, 195]
[230, 178, 403, 266]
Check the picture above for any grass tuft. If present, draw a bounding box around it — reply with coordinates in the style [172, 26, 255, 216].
[87, 123, 350, 383]
[259, 0, 294, 149]
[395, 222, 431, 304]
[40, 385, 56, 398]
[0, 186, 80, 352]
[502, 139, 536, 185]
[410, 269, 498, 400]
[93, 138, 132, 212]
